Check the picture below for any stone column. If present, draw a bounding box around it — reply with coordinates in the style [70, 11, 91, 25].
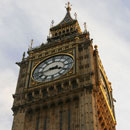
[25, 58, 32, 88]
[12, 110, 26, 130]
[69, 80, 72, 90]
[39, 89, 43, 99]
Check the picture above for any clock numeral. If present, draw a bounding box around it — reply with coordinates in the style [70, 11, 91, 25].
[48, 60, 53, 64]
[37, 66, 42, 69]
[64, 60, 69, 64]
[39, 74, 43, 78]
[64, 62, 73, 65]
[54, 73, 59, 77]
[39, 68, 43, 72]
[60, 59, 65, 62]
[52, 57, 55, 62]
[55, 58, 60, 62]
[42, 64, 47, 68]
[41, 75, 45, 79]
[47, 75, 52, 79]
[60, 69, 65, 74]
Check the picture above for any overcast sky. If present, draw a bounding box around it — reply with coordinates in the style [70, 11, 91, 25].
[0, 0, 130, 129]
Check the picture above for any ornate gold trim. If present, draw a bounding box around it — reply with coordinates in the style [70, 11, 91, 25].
[100, 84, 116, 125]
[99, 67, 112, 96]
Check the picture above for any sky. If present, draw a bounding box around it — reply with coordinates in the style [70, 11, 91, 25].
[0, 0, 130, 129]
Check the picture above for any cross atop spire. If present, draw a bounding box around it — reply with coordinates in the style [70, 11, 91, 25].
[65, 2, 72, 12]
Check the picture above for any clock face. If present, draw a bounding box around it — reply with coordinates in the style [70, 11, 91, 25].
[32, 54, 74, 82]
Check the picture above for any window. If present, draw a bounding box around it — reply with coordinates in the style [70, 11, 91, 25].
[79, 65, 84, 70]
[85, 64, 89, 68]
[60, 111, 63, 130]
[36, 116, 39, 130]
[42, 89, 47, 97]
[84, 54, 89, 59]
[57, 85, 62, 92]
[79, 56, 83, 60]
[43, 117, 47, 130]
[68, 109, 71, 130]
[28, 93, 32, 101]
[72, 80, 77, 89]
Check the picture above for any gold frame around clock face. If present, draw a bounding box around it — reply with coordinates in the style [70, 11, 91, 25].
[31, 53, 74, 82]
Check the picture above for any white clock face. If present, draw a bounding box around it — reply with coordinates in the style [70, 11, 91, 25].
[32, 55, 74, 82]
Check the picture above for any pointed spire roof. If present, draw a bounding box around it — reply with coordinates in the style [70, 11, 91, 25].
[50, 2, 77, 31]
[59, 2, 74, 25]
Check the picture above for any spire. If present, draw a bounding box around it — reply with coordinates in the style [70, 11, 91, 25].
[58, 2, 73, 25]
[48, 2, 81, 41]
[65, 2, 72, 12]
[50, 2, 75, 31]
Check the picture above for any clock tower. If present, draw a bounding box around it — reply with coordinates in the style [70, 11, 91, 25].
[12, 3, 116, 130]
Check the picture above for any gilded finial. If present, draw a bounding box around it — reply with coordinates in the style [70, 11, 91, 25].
[66, 2, 71, 8]
[84, 22, 87, 33]
[65, 2, 72, 12]
[74, 12, 77, 20]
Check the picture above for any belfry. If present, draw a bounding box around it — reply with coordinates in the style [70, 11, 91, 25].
[12, 2, 116, 130]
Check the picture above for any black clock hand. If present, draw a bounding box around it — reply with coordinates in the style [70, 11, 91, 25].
[42, 66, 57, 73]
[49, 65, 62, 70]
[49, 65, 58, 70]
[54, 66, 62, 69]
[43, 65, 62, 74]
[58, 66, 62, 69]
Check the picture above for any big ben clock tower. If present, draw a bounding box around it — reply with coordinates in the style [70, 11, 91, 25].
[12, 2, 116, 130]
